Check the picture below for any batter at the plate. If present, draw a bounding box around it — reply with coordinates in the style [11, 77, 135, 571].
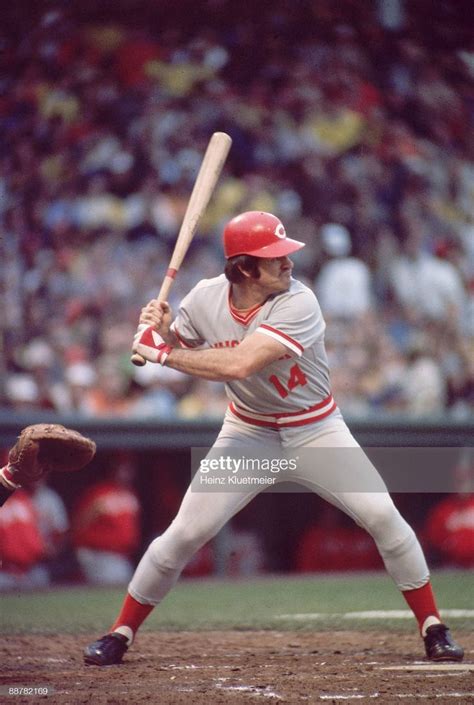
[84, 211, 464, 666]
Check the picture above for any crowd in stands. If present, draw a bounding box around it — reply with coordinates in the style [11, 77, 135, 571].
[1, 0, 473, 419]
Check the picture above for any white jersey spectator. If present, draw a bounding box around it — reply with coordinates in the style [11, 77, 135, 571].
[30, 481, 69, 556]
[390, 250, 466, 323]
[401, 338, 446, 415]
[315, 223, 373, 318]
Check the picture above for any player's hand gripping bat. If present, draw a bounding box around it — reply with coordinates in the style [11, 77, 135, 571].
[131, 131, 232, 366]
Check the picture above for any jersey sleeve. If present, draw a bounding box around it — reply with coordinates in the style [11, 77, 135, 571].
[170, 289, 206, 349]
[255, 288, 325, 357]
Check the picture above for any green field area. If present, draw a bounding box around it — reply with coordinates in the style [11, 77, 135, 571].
[2, 570, 473, 635]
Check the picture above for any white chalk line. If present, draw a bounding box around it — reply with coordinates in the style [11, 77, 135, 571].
[277, 609, 474, 620]
[163, 663, 240, 670]
[379, 664, 474, 672]
[319, 696, 378, 701]
[319, 694, 474, 701]
[389, 694, 474, 700]
[425, 672, 474, 678]
[216, 682, 282, 699]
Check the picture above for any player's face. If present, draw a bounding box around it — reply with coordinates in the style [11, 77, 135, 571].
[256, 256, 293, 294]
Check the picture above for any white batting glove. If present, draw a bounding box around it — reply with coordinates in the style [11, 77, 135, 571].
[132, 324, 172, 365]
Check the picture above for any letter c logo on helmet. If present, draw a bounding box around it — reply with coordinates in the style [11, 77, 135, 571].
[223, 211, 305, 259]
[275, 223, 286, 239]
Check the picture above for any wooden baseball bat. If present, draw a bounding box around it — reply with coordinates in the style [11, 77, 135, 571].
[131, 131, 232, 366]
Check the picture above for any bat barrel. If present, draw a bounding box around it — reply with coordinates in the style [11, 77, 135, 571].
[130, 131, 232, 368]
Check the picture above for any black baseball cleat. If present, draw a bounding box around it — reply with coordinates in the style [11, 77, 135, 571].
[84, 633, 129, 666]
[423, 624, 464, 662]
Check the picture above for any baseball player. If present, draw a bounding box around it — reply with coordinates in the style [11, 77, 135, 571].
[84, 211, 464, 665]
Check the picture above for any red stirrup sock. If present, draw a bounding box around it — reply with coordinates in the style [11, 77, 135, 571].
[402, 582, 441, 636]
[110, 593, 155, 644]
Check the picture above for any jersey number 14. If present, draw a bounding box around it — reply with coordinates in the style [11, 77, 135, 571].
[268, 364, 308, 399]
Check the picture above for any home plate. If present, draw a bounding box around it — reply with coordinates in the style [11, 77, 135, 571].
[378, 664, 474, 672]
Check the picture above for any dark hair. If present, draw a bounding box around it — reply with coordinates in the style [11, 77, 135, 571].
[224, 255, 261, 283]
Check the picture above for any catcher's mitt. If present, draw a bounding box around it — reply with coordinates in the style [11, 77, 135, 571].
[0, 424, 96, 489]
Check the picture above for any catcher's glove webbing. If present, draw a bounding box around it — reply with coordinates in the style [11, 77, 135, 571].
[0, 424, 96, 489]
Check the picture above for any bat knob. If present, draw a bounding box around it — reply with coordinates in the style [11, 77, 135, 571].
[131, 353, 147, 367]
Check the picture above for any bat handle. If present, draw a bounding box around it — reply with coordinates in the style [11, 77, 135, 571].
[131, 352, 147, 367]
[130, 274, 176, 367]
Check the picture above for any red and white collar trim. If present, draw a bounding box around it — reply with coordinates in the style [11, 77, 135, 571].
[228, 288, 263, 326]
[229, 394, 336, 428]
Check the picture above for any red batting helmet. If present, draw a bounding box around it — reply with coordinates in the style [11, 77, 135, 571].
[223, 211, 305, 259]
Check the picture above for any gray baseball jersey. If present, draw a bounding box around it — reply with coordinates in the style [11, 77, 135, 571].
[170, 274, 336, 427]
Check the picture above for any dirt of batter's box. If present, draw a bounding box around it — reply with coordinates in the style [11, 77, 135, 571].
[1, 631, 473, 704]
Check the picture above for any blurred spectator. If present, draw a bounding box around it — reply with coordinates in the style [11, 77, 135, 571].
[182, 542, 214, 578]
[424, 453, 474, 568]
[182, 527, 264, 577]
[4, 375, 40, 411]
[63, 362, 98, 413]
[0, 489, 47, 590]
[389, 225, 467, 327]
[71, 453, 140, 585]
[315, 223, 373, 319]
[400, 335, 446, 415]
[295, 504, 383, 572]
[27, 479, 70, 583]
[128, 363, 180, 417]
[424, 494, 474, 568]
[80, 359, 133, 417]
[177, 379, 229, 419]
[226, 529, 265, 576]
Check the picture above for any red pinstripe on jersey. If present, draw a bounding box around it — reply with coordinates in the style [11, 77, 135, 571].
[229, 394, 336, 428]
